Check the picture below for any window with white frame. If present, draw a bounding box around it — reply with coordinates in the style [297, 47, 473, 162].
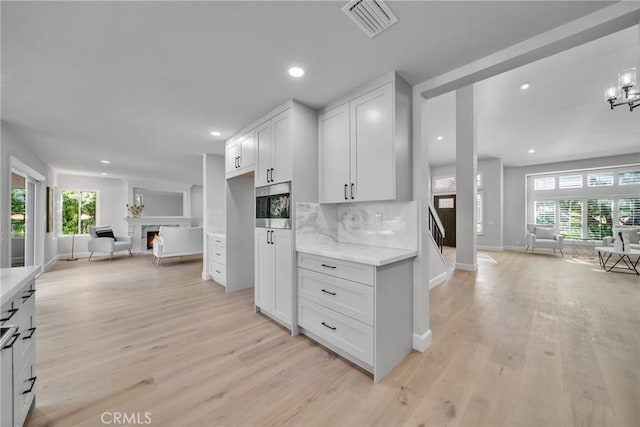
[528, 165, 638, 240]
[61, 191, 97, 235]
[476, 192, 483, 233]
[433, 176, 456, 192]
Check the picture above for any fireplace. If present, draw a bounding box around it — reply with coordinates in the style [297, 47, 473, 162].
[146, 231, 160, 250]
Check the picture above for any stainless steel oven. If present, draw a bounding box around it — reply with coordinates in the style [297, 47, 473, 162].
[256, 182, 291, 229]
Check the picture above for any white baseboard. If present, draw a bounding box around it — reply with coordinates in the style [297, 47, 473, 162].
[429, 272, 448, 290]
[413, 329, 432, 352]
[43, 255, 59, 272]
[477, 245, 504, 252]
[455, 262, 478, 271]
[503, 245, 526, 252]
[202, 272, 211, 281]
[57, 251, 92, 260]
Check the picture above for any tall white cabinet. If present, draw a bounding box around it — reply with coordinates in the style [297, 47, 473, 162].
[318, 72, 411, 203]
[255, 228, 292, 325]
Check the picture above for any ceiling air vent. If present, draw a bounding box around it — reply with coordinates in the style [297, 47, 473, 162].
[342, 0, 398, 38]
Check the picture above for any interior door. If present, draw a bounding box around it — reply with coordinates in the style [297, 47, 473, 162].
[318, 104, 350, 203]
[350, 82, 393, 202]
[272, 229, 292, 325]
[434, 195, 456, 247]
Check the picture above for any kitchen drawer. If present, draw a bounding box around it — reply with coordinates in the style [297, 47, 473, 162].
[298, 297, 373, 366]
[209, 234, 226, 247]
[210, 261, 226, 286]
[298, 268, 374, 325]
[297, 252, 374, 285]
[210, 245, 227, 265]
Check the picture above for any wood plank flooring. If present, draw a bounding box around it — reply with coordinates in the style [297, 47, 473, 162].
[26, 250, 638, 426]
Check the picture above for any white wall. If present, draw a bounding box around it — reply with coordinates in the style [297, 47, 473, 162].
[203, 155, 226, 233]
[56, 174, 127, 257]
[141, 192, 183, 216]
[190, 185, 203, 227]
[431, 157, 504, 250]
[0, 123, 57, 269]
[503, 153, 640, 248]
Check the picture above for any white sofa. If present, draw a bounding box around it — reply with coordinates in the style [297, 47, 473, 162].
[152, 226, 203, 265]
[602, 226, 640, 251]
[525, 224, 564, 256]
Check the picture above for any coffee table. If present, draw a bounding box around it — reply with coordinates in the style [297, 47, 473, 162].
[595, 246, 640, 275]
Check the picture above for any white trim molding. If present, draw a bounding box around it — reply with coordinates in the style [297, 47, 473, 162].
[455, 262, 478, 271]
[429, 271, 448, 289]
[413, 329, 432, 352]
[477, 245, 504, 252]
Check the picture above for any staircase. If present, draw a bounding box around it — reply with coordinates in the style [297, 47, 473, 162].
[427, 204, 448, 289]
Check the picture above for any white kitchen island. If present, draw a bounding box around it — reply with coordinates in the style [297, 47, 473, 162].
[1, 265, 40, 427]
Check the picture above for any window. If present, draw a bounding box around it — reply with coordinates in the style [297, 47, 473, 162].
[587, 199, 613, 239]
[476, 193, 483, 233]
[535, 201, 555, 225]
[434, 176, 456, 192]
[438, 197, 454, 209]
[618, 198, 640, 226]
[559, 200, 582, 238]
[559, 175, 583, 189]
[534, 177, 555, 191]
[587, 172, 613, 187]
[61, 191, 96, 235]
[476, 173, 482, 188]
[619, 170, 640, 186]
[11, 188, 26, 237]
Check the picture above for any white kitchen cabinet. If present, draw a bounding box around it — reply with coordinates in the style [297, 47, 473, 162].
[318, 104, 350, 203]
[225, 130, 255, 178]
[297, 252, 413, 383]
[256, 109, 292, 187]
[255, 228, 292, 327]
[318, 73, 411, 203]
[207, 233, 226, 287]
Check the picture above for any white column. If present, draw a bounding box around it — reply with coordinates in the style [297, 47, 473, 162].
[455, 85, 478, 271]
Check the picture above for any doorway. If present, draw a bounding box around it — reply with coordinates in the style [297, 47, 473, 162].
[434, 195, 456, 247]
[10, 173, 26, 266]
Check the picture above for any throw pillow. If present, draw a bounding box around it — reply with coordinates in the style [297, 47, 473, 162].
[95, 228, 116, 240]
[535, 227, 555, 240]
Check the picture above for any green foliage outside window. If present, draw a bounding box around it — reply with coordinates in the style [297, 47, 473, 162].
[11, 188, 26, 237]
[61, 191, 96, 234]
[587, 199, 613, 239]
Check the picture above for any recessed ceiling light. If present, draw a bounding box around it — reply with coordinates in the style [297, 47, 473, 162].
[210, 131, 221, 137]
[436, 136, 444, 141]
[520, 82, 531, 90]
[101, 173, 108, 176]
[100, 160, 110, 164]
[528, 149, 536, 154]
[288, 66, 305, 78]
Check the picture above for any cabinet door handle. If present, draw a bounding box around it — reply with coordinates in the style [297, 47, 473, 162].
[321, 289, 337, 296]
[1, 332, 20, 350]
[270, 168, 274, 182]
[321, 263, 336, 269]
[321, 322, 337, 331]
[22, 327, 36, 340]
[270, 230, 274, 245]
[351, 183, 355, 199]
[0, 307, 18, 322]
[22, 377, 37, 395]
[266, 169, 271, 182]
[344, 184, 348, 200]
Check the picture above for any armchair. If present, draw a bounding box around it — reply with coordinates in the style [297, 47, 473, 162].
[87, 226, 133, 261]
[525, 224, 564, 256]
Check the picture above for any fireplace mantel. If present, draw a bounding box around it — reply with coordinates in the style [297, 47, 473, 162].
[126, 217, 193, 253]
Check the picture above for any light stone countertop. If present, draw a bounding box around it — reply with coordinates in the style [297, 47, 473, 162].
[297, 240, 417, 267]
[0, 265, 41, 305]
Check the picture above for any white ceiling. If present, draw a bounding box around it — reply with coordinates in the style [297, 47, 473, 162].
[1, 1, 617, 184]
[426, 24, 640, 168]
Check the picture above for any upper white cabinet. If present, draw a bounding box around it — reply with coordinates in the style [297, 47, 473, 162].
[225, 130, 255, 178]
[318, 73, 411, 203]
[256, 109, 292, 187]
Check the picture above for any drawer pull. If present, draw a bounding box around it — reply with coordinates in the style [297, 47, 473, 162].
[215, 240, 221, 243]
[22, 289, 36, 301]
[321, 264, 336, 269]
[216, 253, 222, 256]
[0, 308, 18, 322]
[2, 332, 20, 350]
[321, 321, 337, 331]
[215, 270, 222, 274]
[23, 377, 37, 394]
[22, 327, 36, 340]
[321, 289, 337, 296]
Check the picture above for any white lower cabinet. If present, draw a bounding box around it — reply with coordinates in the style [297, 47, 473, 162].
[208, 233, 226, 286]
[297, 252, 413, 383]
[255, 229, 292, 327]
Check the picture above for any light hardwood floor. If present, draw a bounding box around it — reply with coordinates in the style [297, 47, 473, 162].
[27, 250, 638, 427]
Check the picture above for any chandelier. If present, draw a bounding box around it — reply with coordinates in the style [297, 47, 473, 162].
[605, 67, 639, 111]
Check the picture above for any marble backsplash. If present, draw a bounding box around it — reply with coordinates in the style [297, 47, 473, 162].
[296, 201, 417, 251]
